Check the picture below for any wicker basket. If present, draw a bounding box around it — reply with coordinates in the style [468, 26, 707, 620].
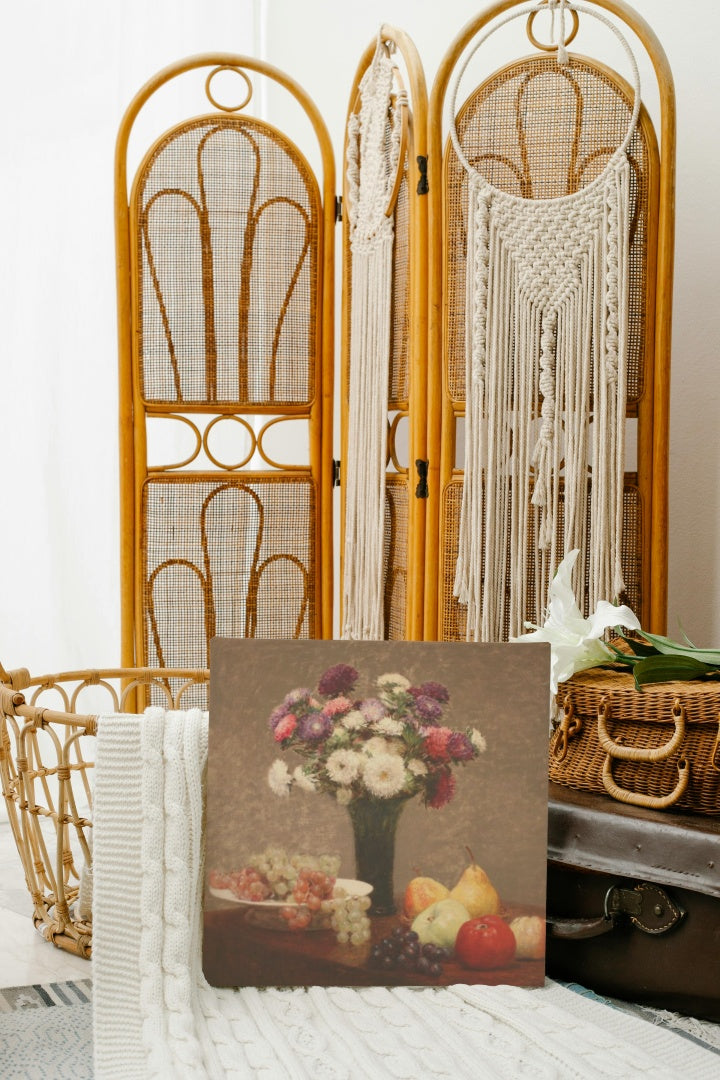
[550, 667, 720, 814]
[0, 662, 209, 957]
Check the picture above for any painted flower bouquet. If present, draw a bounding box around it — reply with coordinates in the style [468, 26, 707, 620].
[267, 664, 487, 913]
[267, 665, 486, 809]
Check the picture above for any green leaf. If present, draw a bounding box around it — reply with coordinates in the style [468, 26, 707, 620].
[632, 654, 719, 690]
[603, 642, 640, 666]
[676, 620, 696, 649]
[637, 630, 720, 666]
[616, 635, 659, 658]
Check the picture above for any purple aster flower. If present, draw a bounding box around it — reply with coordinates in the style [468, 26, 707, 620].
[268, 703, 289, 732]
[297, 712, 333, 741]
[447, 731, 475, 761]
[414, 695, 443, 724]
[317, 663, 359, 697]
[419, 681, 450, 704]
[284, 687, 312, 708]
[360, 697, 386, 723]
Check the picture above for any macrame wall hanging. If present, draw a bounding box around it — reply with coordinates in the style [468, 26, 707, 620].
[342, 37, 407, 639]
[450, 1, 641, 641]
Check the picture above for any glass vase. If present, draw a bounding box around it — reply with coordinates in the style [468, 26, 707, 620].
[346, 796, 408, 915]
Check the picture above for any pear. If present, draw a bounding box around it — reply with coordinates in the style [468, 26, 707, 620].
[449, 847, 500, 918]
[403, 876, 450, 920]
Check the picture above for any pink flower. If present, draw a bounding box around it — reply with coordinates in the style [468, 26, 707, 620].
[423, 726, 453, 762]
[273, 714, 297, 741]
[321, 696, 353, 719]
[447, 731, 474, 761]
[426, 769, 456, 809]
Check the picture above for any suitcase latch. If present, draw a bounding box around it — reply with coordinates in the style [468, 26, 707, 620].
[604, 882, 685, 935]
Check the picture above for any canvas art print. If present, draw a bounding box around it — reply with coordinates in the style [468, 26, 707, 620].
[203, 639, 550, 988]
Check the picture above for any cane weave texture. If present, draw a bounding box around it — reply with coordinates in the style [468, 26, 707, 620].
[383, 476, 409, 640]
[135, 116, 320, 406]
[142, 475, 315, 702]
[445, 55, 650, 406]
[440, 478, 642, 643]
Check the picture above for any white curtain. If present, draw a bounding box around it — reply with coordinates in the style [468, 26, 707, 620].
[0, 0, 263, 676]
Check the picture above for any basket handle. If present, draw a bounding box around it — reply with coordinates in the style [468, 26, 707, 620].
[550, 696, 583, 761]
[602, 755, 690, 809]
[597, 698, 686, 762]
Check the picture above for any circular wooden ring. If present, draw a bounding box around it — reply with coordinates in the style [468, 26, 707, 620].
[205, 66, 253, 113]
[527, 7, 580, 53]
[203, 415, 256, 470]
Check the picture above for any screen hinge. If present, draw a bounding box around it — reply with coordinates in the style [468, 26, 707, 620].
[335, 195, 343, 222]
[332, 459, 341, 487]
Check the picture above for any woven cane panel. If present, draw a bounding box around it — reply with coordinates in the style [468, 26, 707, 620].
[143, 475, 315, 703]
[445, 55, 650, 406]
[440, 477, 642, 642]
[383, 476, 409, 639]
[135, 117, 319, 407]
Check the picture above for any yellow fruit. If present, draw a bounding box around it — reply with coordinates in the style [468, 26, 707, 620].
[448, 847, 500, 918]
[509, 915, 545, 959]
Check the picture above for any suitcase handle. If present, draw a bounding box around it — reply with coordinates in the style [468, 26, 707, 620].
[549, 882, 685, 940]
[597, 699, 686, 762]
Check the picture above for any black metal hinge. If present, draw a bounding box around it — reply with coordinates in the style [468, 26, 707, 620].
[335, 195, 343, 222]
[332, 459, 341, 487]
[416, 156, 429, 195]
[415, 459, 429, 498]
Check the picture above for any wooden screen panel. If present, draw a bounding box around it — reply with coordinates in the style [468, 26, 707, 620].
[116, 57, 335, 697]
[437, 51, 659, 640]
[136, 116, 318, 408]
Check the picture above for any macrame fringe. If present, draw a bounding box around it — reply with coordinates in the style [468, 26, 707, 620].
[342, 41, 402, 640]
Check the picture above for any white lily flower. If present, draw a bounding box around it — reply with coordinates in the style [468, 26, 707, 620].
[512, 549, 641, 695]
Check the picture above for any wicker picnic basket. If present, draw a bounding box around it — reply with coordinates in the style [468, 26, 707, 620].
[0, 661, 208, 958]
[550, 667, 720, 814]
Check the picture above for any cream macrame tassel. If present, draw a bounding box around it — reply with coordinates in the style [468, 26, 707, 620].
[449, 2, 640, 641]
[342, 40, 403, 640]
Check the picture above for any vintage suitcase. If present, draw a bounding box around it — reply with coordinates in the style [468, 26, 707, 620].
[546, 782, 720, 1021]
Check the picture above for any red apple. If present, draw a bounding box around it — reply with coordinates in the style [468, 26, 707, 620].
[454, 915, 517, 969]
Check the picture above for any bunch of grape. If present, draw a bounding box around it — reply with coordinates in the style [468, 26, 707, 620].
[325, 891, 372, 946]
[210, 846, 342, 904]
[368, 927, 449, 977]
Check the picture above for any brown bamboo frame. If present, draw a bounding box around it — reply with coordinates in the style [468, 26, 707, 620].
[425, 0, 675, 639]
[0, 663, 209, 957]
[340, 26, 428, 640]
[115, 54, 336, 675]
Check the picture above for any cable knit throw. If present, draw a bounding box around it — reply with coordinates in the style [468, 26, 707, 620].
[92, 708, 719, 1079]
[342, 37, 406, 640]
[450, 2, 640, 641]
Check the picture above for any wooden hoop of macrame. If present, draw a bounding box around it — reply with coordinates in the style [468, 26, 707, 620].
[342, 39, 408, 639]
[448, 1, 641, 641]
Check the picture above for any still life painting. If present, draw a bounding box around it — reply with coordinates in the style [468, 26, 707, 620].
[203, 639, 550, 988]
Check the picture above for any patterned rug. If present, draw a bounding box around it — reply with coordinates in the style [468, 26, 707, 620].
[1, 978, 718, 1079]
[0, 980, 93, 1080]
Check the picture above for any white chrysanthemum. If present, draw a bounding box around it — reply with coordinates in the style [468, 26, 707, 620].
[377, 672, 410, 692]
[336, 788, 352, 806]
[374, 717, 404, 736]
[293, 765, 318, 792]
[407, 758, 428, 776]
[342, 709, 367, 731]
[363, 735, 402, 757]
[362, 753, 407, 798]
[268, 759, 292, 797]
[325, 749, 363, 785]
[469, 729, 487, 753]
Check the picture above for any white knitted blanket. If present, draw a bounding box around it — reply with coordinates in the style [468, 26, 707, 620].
[92, 709, 717, 1079]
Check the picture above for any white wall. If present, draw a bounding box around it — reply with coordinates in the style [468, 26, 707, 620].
[0, 0, 718, 678]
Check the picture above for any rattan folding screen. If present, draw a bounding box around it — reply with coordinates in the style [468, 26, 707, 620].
[116, 56, 335, 700]
[116, 2, 674, 671]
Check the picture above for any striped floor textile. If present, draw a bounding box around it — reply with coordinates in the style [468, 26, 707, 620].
[0, 977, 92, 1012]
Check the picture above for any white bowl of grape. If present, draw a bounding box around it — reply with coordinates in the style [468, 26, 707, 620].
[208, 846, 373, 938]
